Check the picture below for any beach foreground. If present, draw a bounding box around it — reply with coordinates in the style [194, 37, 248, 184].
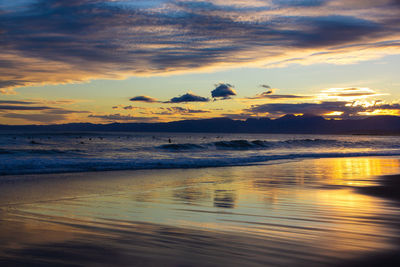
[1, 157, 400, 266]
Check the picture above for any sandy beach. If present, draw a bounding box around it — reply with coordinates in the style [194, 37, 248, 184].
[1, 157, 400, 266]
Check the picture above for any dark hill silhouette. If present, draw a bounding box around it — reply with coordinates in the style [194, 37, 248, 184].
[1, 115, 400, 134]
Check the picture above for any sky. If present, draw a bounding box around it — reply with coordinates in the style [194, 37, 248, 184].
[0, 0, 400, 125]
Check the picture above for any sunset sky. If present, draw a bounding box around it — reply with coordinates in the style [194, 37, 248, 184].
[1, 0, 400, 124]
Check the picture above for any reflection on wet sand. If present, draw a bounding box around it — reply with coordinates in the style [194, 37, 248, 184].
[1, 157, 400, 266]
[214, 189, 236, 208]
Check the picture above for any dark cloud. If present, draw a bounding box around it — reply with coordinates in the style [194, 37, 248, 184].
[0, 101, 88, 114]
[129, 96, 158, 103]
[324, 88, 380, 98]
[123, 105, 135, 110]
[292, 15, 382, 48]
[273, 0, 326, 7]
[247, 92, 308, 100]
[256, 92, 309, 99]
[2, 112, 66, 123]
[375, 103, 400, 110]
[88, 113, 158, 122]
[321, 87, 382, 99]
[247, 89, 309, 99]
[157, 107, 210, 115]
[246, 101, 355, 117]
[166, 93, 209, 103]
[0, 105, 54, 111]
[336, 92, 376, 97]
[2, 0, 399, 91]
[260, 85, 271, 89]
[43, 109, 89, 115]
[112, 105, 147, 110]
[246, 101, 400, 117]
[265, 95, 309, 99]
[0, 100, 37, 105]
[211, 83, 237, 99]
[0, 97, 89, 123]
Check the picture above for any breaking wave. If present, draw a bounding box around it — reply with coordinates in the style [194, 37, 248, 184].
[2, 134, 400, 176]
[158, 139, 394, 151]
[0, 148, 84, 155]
[1, 151, 400, 176]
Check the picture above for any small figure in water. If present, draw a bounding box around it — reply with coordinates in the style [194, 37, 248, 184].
[168, 138, 172, 143]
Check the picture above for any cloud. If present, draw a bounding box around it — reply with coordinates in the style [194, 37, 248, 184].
[260, 94, 310, 99]
[272, 0, 326, 7]
[0, 98, 90, 124]
[248, 91, 309, 100]
[246, 101, 350, 116]
[129, 96, 159, 103]
[43, 109, 89, 115]
[0, 87, 18, 95]
[0, 98, 88, 112]
[2, 112, 67, 123]
[211, 83, 237, 99]
[166, 93, 209, 103]
[260, 84, 271, 89]
[38, 99, 82, 105]
[2, 0, 399, 92]
[112, 105, 137, 110]
[246, 100, 400, 117]
[157, 107, 210, 115]
[112, 105, 150, 111]
[0, 105, 54, 111]
[0, 100, 37, 105]
[319, 88, 384, 100]
[88, 113, 158, 122]
[246, 88, 310, 99]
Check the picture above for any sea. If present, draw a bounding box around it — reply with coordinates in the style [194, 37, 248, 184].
[1, 131, 400, 175]
[2, 132, 400, 265]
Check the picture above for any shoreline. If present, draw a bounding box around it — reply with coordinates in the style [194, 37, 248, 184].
[1, 157, 400, 266]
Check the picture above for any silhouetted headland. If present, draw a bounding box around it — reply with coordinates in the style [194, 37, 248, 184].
[1, 115, 400, 134]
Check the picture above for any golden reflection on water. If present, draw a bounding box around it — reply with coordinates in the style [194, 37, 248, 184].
[313, 157, 400, 186]
[1, 157, 400, 265]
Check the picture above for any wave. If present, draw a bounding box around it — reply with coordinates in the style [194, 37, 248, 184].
[159, 143, 206, 150]
[0, 148, 84, 155]
[158, 139, 392, 151]
[1, 151, 400, 176]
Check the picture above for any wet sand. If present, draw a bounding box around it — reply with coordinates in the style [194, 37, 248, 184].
[356, 174, 400, 201]
[1, 157, 400, 266]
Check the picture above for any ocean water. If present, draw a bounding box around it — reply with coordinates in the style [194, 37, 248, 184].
[1, 132, 400, 175]
[2, 132, 400, 265]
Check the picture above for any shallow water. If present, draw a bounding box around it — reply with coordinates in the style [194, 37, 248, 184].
[1, 157, 400, 266]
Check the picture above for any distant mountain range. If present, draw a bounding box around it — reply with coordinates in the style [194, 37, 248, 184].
[2, 115, 400, 134]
